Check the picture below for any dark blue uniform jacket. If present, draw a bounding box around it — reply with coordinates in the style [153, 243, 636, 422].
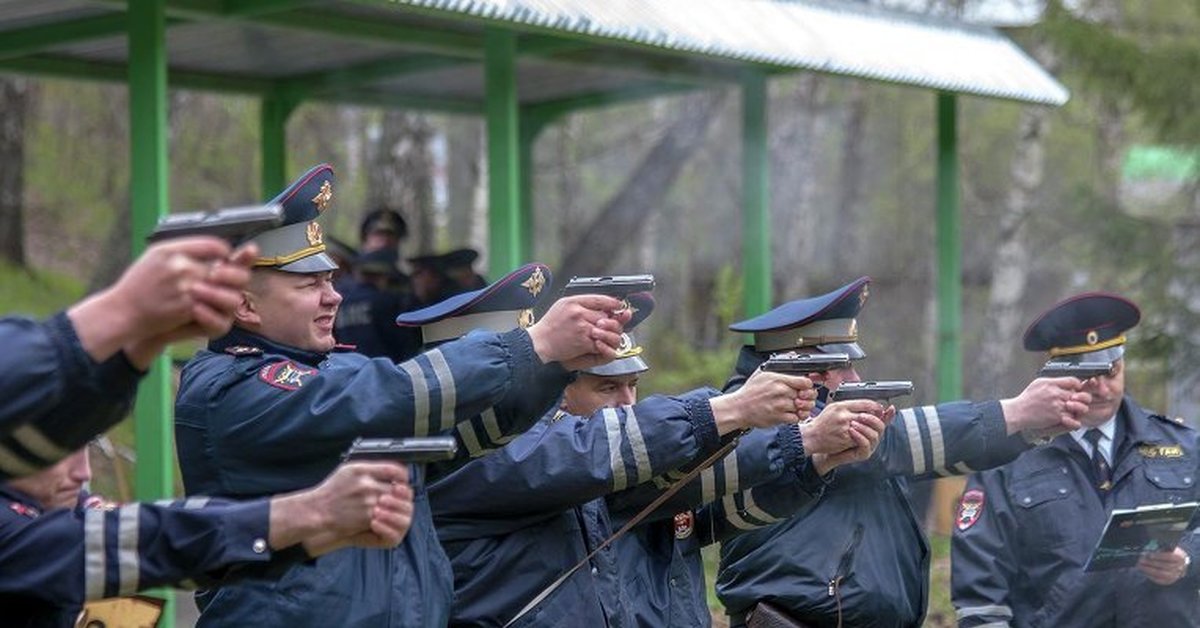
[0, 314, 142, 480]
[175, 326, 568, 628]
[952, 396, 1200, 628]
[0, 485, 289, 628]
[430, 390, 723, 627]
[717, 350, 1029, 628]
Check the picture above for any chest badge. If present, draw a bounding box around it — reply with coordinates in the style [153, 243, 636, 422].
[259, 360, 317, 391]
[956, 489, 986, 532]
[673, 510, 694, 539]
[9, 502, 38, 518]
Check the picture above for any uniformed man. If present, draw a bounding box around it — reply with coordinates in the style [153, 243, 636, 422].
[174, 163, 630, 628]
[952, 292, 1200, 627]
[421, 290, 872, 627]
[333, 248, 422, 361]
[442, 247, 488, 292]
[1, 445, 415, 627]
[359, 207, 409, 256]
[593, 295, 888, 628]
[714, 277, 1095, 628]
[0, 236, 255, 480]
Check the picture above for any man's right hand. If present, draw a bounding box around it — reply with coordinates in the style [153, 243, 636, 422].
[1002, 377, 1092, 440]
[68, 237, 257, 366]
[708, 370, 818, 435]
[527, 295, 631, 370]
[269, 461, 413, 557]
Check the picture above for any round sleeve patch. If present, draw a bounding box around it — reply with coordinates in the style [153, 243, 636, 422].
[259, 360, 317, 391]
[956, 489, 986, 531]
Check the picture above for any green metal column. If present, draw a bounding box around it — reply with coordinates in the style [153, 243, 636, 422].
[261, 92, 297, 196]
[935, 92, 962, 402]
[517, 111, 542, 263]
[741, 73, 771, 317]
[128, 1, 174, 622]
[485, 29, 522, 274]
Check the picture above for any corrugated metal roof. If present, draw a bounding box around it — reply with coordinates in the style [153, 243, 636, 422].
[385, 0, 1069, 105]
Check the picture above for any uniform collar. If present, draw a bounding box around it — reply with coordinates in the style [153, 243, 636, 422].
[209, 326, 329, 366]
[0, 484, 43, 517]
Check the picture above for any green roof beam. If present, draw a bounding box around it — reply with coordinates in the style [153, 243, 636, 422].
[220, 0, 321, 18]
[277, 53, 471, 100]
[0, 13, 131, 61]
[524, 81, 701, 125]
[306, 90, 481, 114]
[0, 54, 276, 93]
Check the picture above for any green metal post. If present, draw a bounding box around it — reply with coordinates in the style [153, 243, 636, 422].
[936, 93, 962, 402]
[261, 92, 297, 196]
[128, 1, 174, 623]
[741, 73, 771, 317]
[519, 110, 552, 264]
[485, 29, 522, 274]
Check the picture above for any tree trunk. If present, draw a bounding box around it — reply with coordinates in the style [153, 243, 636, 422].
[0, 76, 29, 267]
[831, 81, 868, 273]
[367, 110, 435, 253]
[972, 41, 1055, 397]
[556, 92, 727, 282]
[446, 118, 484, 247]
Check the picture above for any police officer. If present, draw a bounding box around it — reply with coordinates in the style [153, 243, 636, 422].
[0, 236, 255, 480]
[1, 445, 415, 627]
[596, 297, 888, 628]
[173, 164, 630, 628]
[333, 248, 422, 361]
[714, 277, 1095, 628]
[359, 207, 410, 257]
[422, 291, 854, 627]
[952, 292, 1200, 627]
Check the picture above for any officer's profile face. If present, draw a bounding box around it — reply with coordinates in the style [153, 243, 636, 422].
[1081, 358, 1126, 425]
[7, 448, 90, 510]
[562, 373, 640, 416]
[240, 269, 343, 352]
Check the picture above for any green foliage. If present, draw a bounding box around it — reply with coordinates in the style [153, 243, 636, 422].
[0, 261, 84, 317]
[641, 265, 743, 395]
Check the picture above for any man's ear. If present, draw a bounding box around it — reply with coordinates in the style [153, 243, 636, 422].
[235, 291, 261, 327]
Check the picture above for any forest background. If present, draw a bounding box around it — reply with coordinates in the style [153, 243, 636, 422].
[1, 0, 1198, 625]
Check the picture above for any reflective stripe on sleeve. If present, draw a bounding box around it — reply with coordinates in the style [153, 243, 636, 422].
[901, 407, 926, 475]
[117, 504, 141, 595]
[603, 408, 628, 491]
[398, 360, 429, 436]
[426, 349, 456, 434]
[83, 509, 106, 600]
[623, 405, 652, 485]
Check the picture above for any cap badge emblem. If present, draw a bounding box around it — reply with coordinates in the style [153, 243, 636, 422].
[312, 180, 333, 212]
[306, 222, 324, 246]
[521, 267, 545, 296]
[518, 309, 536, 329]
[1086, 330, 1099, 345]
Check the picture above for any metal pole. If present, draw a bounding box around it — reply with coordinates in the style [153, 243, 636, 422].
[741, 73, 771, 317]
[128, 0, 174, 623]
[260, 92, 296, 197]
[936, 92, 962, 402]
[484, 28, 521, 274]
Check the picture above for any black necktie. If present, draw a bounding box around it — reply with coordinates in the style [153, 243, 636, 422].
[1084, 428, 1112, 492]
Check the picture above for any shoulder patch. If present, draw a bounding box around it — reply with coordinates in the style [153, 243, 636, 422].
[673, 510, 694, 539]
[224, 345, 263, 357]
[956, 489, 985, 532]
[9, 502, 39, 518]
[258, 360, 317, 391]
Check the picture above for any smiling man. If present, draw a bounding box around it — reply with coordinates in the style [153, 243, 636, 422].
[174, 164, 630, 628]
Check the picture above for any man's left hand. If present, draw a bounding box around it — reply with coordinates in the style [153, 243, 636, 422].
[1137, 547, 1191, 586]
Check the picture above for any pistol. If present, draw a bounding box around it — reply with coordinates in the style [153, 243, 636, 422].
[761, 352, 852, 375]
[561, 274, 656, 299]
[147, 203, 284, 244]
[342, 436, 459, 464]
[830, 381, 915, 403]
[1037, 359, 1114, 380]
